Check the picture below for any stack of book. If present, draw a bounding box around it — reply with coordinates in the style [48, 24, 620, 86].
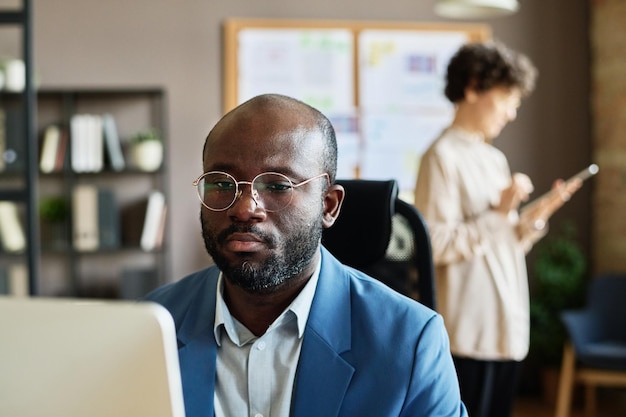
[72, 187, 166, 253]
[39, 113, 125, 174]
[71, 185, 121, 252]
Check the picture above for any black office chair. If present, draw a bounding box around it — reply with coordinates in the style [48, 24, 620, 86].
[554, 274, 626, 417]
[321, 179, 436, 311]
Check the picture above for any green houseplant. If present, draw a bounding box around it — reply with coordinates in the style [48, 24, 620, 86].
[39, 196, 69, 250]
[529, 220, 587, 401]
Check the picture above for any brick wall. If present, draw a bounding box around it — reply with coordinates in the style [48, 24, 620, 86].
[592, 0, 626, 272]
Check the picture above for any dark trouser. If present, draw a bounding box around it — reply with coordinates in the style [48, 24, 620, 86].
[453, 356, 522, 417]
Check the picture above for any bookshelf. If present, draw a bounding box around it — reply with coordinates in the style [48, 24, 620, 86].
[0, 0, 38, 295]
[1, 87, 170, 298]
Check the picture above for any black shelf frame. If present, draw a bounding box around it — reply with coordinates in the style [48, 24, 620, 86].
[37, 87, 169, 297]
[0, 0, 40, 295]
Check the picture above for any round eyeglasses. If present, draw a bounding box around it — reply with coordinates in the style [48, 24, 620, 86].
[192, 171, 330, 212]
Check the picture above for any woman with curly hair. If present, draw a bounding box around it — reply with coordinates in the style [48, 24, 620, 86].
[414, 41, 581, 417]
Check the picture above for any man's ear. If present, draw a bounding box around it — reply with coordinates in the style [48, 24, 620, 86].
[322, 184, 345, 229]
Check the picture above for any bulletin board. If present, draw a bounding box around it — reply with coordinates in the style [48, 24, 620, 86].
[223, 18, 490, 195]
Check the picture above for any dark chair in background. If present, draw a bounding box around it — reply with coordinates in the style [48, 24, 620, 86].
[322, 179, 436, 311]
[554, 274, 626, 417]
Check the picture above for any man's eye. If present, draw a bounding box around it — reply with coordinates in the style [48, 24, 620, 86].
[258, 182, 292, 193]
[206, 181, 235, 192]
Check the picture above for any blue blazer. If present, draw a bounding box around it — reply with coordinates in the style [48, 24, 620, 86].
[143, 247, 467, 417]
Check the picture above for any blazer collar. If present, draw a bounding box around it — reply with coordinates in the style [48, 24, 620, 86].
[175, 249, 355, 417]
[176, 249, 351, 352]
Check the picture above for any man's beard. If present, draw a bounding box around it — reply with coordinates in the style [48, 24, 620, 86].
[201, 215, 323, 294]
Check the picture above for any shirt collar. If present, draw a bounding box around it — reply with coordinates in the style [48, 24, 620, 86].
[213, 255, 322, 345]
[447, 126, 486, 143]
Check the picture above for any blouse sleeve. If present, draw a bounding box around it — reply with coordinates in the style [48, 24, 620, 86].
[414, 142, 521, 266]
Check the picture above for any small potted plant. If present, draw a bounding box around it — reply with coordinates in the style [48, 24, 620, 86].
[128, 129, 163, 172]
[39, 196, 69, 250]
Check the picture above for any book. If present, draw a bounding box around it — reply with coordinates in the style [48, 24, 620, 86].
[70, 114, 86, 173]
[54, 128, 69, 172]
[153, 204, 167, 250]
[120, 191, 166, 251]
[71, 114, 104, 173]
[72, 184, 99, 251]
[39, 125, 61, 173]
[140, 191, 166, 252]
[102, 113, 125, 171]
[0, 109, 5, 172]
[89, 115, 104, 172]
[8, 264, 29, 296]
[97, 188, 120, 250]
[0, 202, 26, 253]
[0, 264, 29, 296]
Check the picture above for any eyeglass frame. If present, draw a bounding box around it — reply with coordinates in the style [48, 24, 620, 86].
[192, 171, 331, 212]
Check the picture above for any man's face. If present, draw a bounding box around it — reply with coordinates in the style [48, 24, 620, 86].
[199, 105, 328, 294]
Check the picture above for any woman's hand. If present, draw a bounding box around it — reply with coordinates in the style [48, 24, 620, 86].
[495, 172, 534, 215]
[521, 177, 583, 230]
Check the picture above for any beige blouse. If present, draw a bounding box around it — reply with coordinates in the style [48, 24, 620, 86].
[414, 127, 543, 361]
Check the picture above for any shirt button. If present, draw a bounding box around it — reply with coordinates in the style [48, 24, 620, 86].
[257, 341, 266, 350]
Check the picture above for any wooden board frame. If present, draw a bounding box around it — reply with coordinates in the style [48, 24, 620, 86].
[222, 18, 491, 113]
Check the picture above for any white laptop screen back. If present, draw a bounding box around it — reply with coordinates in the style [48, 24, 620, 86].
[0, 297, 185, 417]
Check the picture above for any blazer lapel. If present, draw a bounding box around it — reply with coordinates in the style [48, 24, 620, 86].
[178, 335, 217, 417]
[176, 270, 220, 417]
[291, 248, 355, 417]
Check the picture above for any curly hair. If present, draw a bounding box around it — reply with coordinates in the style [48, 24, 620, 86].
[444, 41, 538, 103]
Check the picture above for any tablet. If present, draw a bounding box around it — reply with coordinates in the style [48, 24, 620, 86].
[564, 163, 599, 183]
[524, 163, 599, 210]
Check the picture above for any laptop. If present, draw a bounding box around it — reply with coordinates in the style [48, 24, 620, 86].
[0, 296, 185, 417]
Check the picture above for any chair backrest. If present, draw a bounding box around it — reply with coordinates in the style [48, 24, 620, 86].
[587, 274, 626, 341]
[322, 179, 436, 310]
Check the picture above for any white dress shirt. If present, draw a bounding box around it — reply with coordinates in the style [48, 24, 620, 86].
[213, 259, 321, 417]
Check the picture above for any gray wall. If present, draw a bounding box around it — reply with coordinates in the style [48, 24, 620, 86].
[31, 0, 591, 281]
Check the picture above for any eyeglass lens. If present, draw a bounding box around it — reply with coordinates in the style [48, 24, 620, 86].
[197, 172, 294, 211]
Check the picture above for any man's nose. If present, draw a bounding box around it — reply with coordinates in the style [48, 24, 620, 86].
[227, 185, 265, 219]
